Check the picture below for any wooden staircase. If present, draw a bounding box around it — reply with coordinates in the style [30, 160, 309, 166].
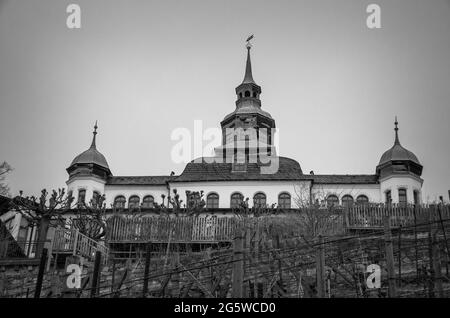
[52, 228, 109, 263]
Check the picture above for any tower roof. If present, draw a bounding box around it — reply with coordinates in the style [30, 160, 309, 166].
[242, 42, 256, 84]
[378, 117, 421, 166]
[70, 121, 110, 170]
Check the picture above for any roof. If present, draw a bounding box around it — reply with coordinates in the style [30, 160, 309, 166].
[107, 176, 175, 186]
[173, 156, 304, 182]
[70, 123, 110, 170]
[378, 144, 421, 166]
[378, 118, 421, 166]
[310, 174, 379, 185]
[71, 147, 110, 170]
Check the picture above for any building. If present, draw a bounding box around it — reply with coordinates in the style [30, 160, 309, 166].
[66, 43, 424, 211]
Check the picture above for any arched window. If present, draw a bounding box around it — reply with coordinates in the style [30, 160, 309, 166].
[341, 195, 354, 208]
[78, 189, 86, 204]
[253, 192, 267, 209]
[128, 196, 140, 209]
[239, 92, 243, 98]
[278, 192, 291, 209]
[253, 92, 257, 98]
[327, 195, 339, 208]
[142, 195, 154, 208]
[385, 190, 392, 205]
[244, 90, 251, 97]
[114, 196, 126, 209]
[398, 188, 407, 206]
[230, 192, 244, 209]
[206, 193, 219, 209]
[356, 195, 369, 206]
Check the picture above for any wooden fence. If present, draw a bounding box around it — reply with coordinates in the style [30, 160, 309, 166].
[105, 205, 450, 244]
[346, 204, 450, 229]
[106, 215, 240, 243]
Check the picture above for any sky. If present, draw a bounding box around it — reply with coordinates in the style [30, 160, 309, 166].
[0, 0, 449, 202]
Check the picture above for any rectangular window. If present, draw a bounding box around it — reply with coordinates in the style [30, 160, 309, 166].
[385, 190, 392, 205]
[78, 189, 86, 204]
[398, 189, 407, 206]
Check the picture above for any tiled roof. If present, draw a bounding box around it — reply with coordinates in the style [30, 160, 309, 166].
[106, 176, 175, 186]
[310, 174, 379, 184]
[173, 157, 304, 182]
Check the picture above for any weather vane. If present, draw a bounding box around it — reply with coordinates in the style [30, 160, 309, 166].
[246, 34, 254, 49]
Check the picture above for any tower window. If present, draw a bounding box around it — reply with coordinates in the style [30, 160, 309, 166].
[230, 192, 244, 209]
[253, 92, 257, 98]
[253, 192, 267, 209]
[92, 191, 100, 207]
[413, 190, 420, 205]
[278, 192, 291, 209]
[245, 90, 251, 97]
[77, 189, 86, 205]
[206, 193, 219, 209]
[142, 195, 154, 208]
[239, 92, 243, 98]
[342, 195, 354, 208]
[385, 190, 392, 205]
[398, 189, 407, 206]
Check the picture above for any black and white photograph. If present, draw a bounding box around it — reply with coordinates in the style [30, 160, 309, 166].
[1, 0, 450, 308]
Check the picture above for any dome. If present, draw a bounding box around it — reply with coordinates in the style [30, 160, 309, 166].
[378, 143, 420, 166]
[377, 118, 422, 169]
[71, 146, 110, 169]
[68, 122, 110, 171]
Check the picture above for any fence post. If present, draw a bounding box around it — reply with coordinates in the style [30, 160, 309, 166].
[232, 230, 244, 298]
[72, 229, 79, 256]
[398, 225, 402, 287]
[90, 251, 102, 298]
[432, 233, 444, 298]
[383, 217, 397, 298]
[34, 248, 48, 298]
[142, 243, 151, 298]
[316, 235, 326, 298]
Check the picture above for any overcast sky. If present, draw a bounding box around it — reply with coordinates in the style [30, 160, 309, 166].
[0, 0, 449, 202]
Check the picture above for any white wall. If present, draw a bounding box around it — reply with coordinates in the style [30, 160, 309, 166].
[379, 174, 423, 204]
[168, 180, 312, 208]
[311, 183, 381, 204]
[66, 176, 106, 204]
[104, 184, 169, 207]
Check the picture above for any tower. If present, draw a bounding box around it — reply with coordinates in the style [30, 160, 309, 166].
[216, 38, 276, 170]
[66, 122, 111, 205]
[376, 117, 423, 204]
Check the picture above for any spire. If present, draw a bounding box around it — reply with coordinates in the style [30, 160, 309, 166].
[90, 120, 98, 149]
[394, 116, 400, 145]
[242, 37, 255, 84]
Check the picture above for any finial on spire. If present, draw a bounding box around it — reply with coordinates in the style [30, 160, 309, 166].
[242, 35, 255, 84]
[394, 116, 400, 145]
[90, 120, 98, 149]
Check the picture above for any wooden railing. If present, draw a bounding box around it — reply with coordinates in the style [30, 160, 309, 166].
[105, 205, 450, 243]
[52, 228, 109, 261]
[106, 215, 239, 243]
[345, 204, 450, 229]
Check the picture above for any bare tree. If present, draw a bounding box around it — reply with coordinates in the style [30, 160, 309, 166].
[11, 188, 74, 257]
[69, 194, 107, 241]
[0, 161, 12, 196]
